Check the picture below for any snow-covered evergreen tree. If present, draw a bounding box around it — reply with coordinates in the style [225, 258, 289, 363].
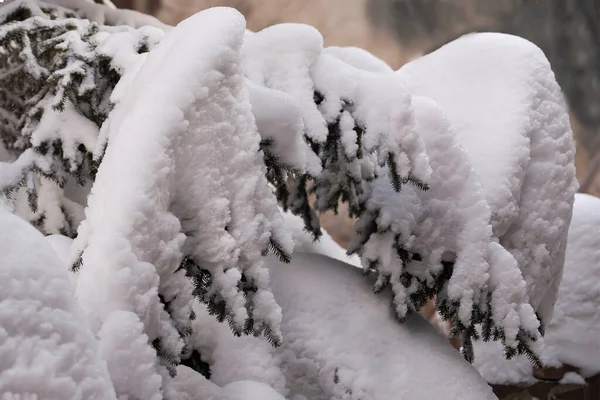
[0, 0, 578, 398]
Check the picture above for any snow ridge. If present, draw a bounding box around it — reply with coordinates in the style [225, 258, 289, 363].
[71, 8, 291, 397]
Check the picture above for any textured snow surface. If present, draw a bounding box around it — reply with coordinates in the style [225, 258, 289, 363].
[398, 32, 577, 327]
[223, 380, 286, 400]
[281, 209, 360, 267]
[267, 252, 497, 400]
[354, 95, 540, 349]
[72, 8, 290, 397]
[324, 46, 393, 73]
[475, 194, 600, 383]
[45, 0, 169, 28]
[45, 233, 74, 265]
[247, 80, 319, 175]
[241, 23, 431, 204]
[189, 301, 288, 396]
[0, 210, 116, 400]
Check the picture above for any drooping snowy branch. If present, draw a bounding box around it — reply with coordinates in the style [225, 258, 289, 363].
[241, 24, 431, 237]
[0, 0, 163, 235]
[349, 32, 576, 363]
[474, 193, 600, 384]
[350, 96, 542, 362]
[398, 33, 578, 330]
[71, 8, 292, 397]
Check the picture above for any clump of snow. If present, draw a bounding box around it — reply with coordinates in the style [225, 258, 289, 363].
[398, 32, 578, 328]
[45, 234, 73, 264]
[98, 311, 164, 400]
[241, 23, 431, 223]
[172, 365, 226, 400]
[223, 380, 286, 400]
[351, 95, 540, 357]
[560, 371, 586, 385]
[323, 46, 393, 74]
[281, 209, 360, 267]
[474, 193, 600, 383]
[267, 252, 497, 400]
[542, 193, 600, 376]
[72, 8, 291, 396]
[247, 81, 319, 175]
[189, 301, 288, 396]
[0, 210, 116, 400]
[45, 0, 169, 29]
[241, 23, 327, 145]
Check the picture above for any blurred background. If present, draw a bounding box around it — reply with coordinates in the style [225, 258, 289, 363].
[112, 0, 599, 244]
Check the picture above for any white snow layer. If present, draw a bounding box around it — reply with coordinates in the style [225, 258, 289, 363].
[323, 46, 393, 73]
[188, 301, 288, 396]
[398, 32, 578, 327]
[223, 380, 286, 400]
[241, 23, 431, 186]
[266, 252, 497, 400]
[475, 193, 600, 383]
[356, 95, 540, 348]
[72, 7, 291, 398]
[281, 209, 361, 267]
[0, 210, 116, 400]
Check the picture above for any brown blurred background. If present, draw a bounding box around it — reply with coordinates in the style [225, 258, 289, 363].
[113, 0, 600, 244]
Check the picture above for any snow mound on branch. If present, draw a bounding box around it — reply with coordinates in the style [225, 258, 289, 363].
[223, 380, 286, 400]
[172, 366, 226, 400]
[543, 194, 600, 376]
[266, 252, 497, 400]
[242, 23, 430, 220]
[241, 23, 327, 144]
[324, 46, 393, 73]
[188, 302, 288, 396]
[398, 32, 577, 327]
[45, 233, 73, 265]
[247, 81, 319, 175]
[281, 209, 361, 267]
[355, 96, 539, 356]
[0, 210, 116, 400]
[475, 193, 600, 383]
[45, 0, 169, 29]
[72, 7, 291, 397]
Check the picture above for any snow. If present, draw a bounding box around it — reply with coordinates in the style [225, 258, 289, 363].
[542, 193, 600, 376]
[560, 371, 586, 385]
[45, 0, 169, 29]
[281, 209, 360, 267]
[45, 234, 74, 264]
[311, 52, 430, 185]
[71, 8, 292, 397]
[223, 380, 286, 400]
[266, 252, 497, 400]
[247, 80, 320, 175]
[0, 209, 116, 400]
[241, 23, 431, 220]
[188, 301, 288, 396]
[398, 32, 578, 328]
[323, 46, 393, 73]
[352, 95, 540, 353]
[474, 193, 600, 383]
[241, 23, 327, 144]
[172, 366, 226, 400]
